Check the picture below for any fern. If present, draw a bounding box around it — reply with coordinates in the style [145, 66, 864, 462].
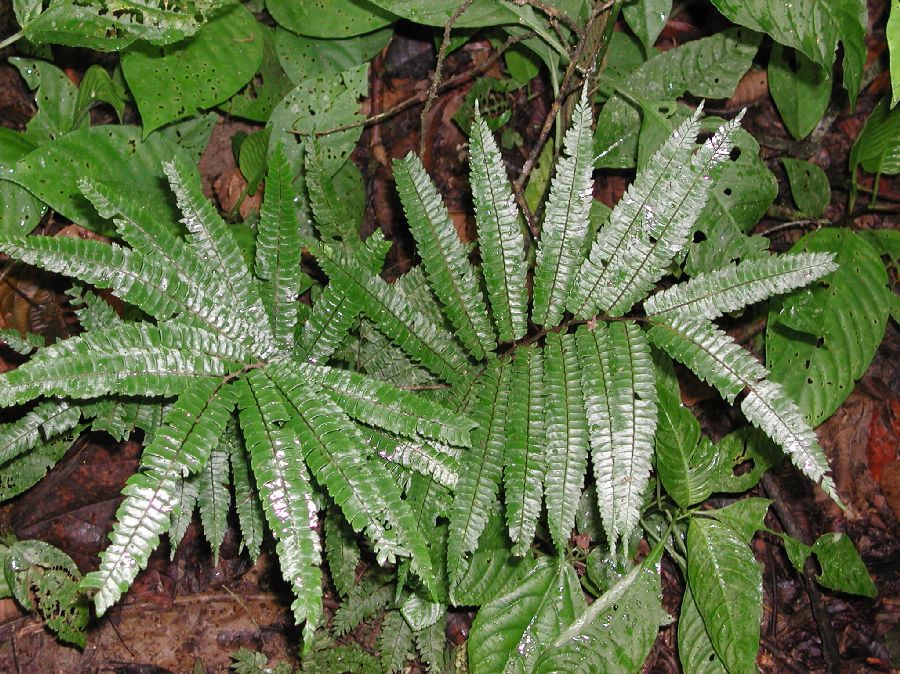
[379, 609, 415, 674]
[393, 152, 496, 359]
[228, 426, 266, 562]
[196, 441, 231, 563]
[531, 88, 594, 327]
[324, 507, 361, 598]
[0, 401, 81, 465]
[168, 473, 198, 554]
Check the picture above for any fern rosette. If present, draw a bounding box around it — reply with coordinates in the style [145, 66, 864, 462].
[0, 86, 842, 669]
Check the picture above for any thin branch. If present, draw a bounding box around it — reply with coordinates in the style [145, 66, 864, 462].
[419, 0, 475, 157]
[512, 0, 584, 39]
[0, 30, 24, 51]
[291, 33, 535, 139]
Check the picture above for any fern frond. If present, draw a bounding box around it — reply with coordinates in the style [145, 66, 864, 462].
[353, 321, 435, 387]
[0, 432, 74, 502]
[415, 616, 448, 674]
[168, 474, 197, 554]
[236, 371, 322, 644]
[393, 153, 496, 359]
[82, 378, 236, 615]
[448, 359, 509, 586]
[82, 396, 152, 441]
[543, 332, 590, 553]
[0, 323, 249, 407]
[379, 610, 415, 674]
[295, 362, 474, 447]
[0, 400, 81, 465]
[504, 344, 547, 555]
[306, 142, 361, 247]
[227, 425, 266, 562]
[648, 314, 839, 502]
[0, 329, 45, 354]
[531, 89, 594, 327]
[68, 286, 121, 331]
[324, 507, 361, 598]
[644, 252, 838, 320]
[297, 283, 362, 364]
[266, 363, 437, 595]
[315, 245, 470, 383]
[0, 235, 264, 354]
[570, 111, 742, 318]
[577, 322, 657, 555]
[332, 577, 393, 635]
[469, 106, 527, 342]
[197, 441, 231, 563]
[361, 425, 460, 489]
[163, 155, 273, 356]
[254, 144, 303, 356]
[392, 266, 451, 329]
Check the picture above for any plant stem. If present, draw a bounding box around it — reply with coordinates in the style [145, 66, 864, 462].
[0, 30, 24, 51]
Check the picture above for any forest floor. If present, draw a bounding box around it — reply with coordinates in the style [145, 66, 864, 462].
[0, 0, 898, 672]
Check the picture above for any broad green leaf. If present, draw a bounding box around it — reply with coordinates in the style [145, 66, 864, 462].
[0, 128, 44, 238]
[532, 554, 665, 674]
[467, 557, 585, 674]
[220, 25, 292, 123]
[783, 532, 876, 598]
[400, 593, 444, 631]
[6, 540, 89, 647]
[678, 586, 728, 674]
[268, 65, 368, 188]
[781, 158, 831, 217]
[121, 4, 263, 134]
[13, 0, 42, 25]
[622, 0, 671, 53]
[857, 228, 900, 324]
[75, 64, 127, 124]
[10, 57, 82, 144]
[684, 126, 775, 276]
[452, 509, 527, 606]
[687, 517, 761, 674]
[275, 25, 392, 85]
[705, 498, 771, 543]
[238, 128, 270, 195]
[708, 0, 866, 104]
[394, 152, 496, 359]
[8, 125, 185, 237]
[22, 0, 228, 51]
[768, 44, 832, 140]
[890, 0, 900, 107]
[267, 0, 394, 37]
[850, 95, 900, 204]
[156, 112, 218, 162]
[594, 27, 760, 168]
[767, 228, 890, 426]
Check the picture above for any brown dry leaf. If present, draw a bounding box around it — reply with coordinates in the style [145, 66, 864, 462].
[214, 168, 262, 219]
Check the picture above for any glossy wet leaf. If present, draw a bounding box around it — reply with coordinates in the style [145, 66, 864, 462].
[782, 158, 831, 217]
[705, 498, 770, 543]
[622, 0, 671, 53]
[220, 24, 292, 123]
[708, 0, 866, 104]
[266, 0, 395, 37]
[890, 1, 900, 106]
[275, 25, 392, 85]
[767, 228, 890, 426]
[783, 532, 876, 597]
[122, 4, 263, 133]
[678, 586, 728, 674]
[0, 129, 45, 238]
[850, 95, 900, 203]
[687, 517, 761, 674]
[74, 64, 127, 123]
[768, 44, 831, 140]
[11, 57, 82, 144]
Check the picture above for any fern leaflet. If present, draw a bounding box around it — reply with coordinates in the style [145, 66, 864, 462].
[227, 425, 266, 562]
[197, 441, 231, 563]
[0, 401, 81, 465]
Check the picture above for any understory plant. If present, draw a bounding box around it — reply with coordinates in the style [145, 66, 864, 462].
[0, 85, 879, 673]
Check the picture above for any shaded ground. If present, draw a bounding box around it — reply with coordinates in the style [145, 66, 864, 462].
[0, 2, 898, 672]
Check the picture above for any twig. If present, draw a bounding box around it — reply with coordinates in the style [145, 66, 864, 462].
[0, 30, 24, 51]
[761, 472, 841, 674]
[755, 219, 827, 238]
[760, 637, 809, 674]
[419, 0, 475, 157]
[291, 33, 535, 139]
[512, 0, 584, 39]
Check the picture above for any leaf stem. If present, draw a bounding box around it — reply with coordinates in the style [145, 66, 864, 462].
[0, 30, 24, 51]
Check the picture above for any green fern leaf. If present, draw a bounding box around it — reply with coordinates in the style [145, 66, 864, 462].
[68, 285, 120, 331]
[197, 441, 231, 563]
[380, 610, 415, 674]
[469, 106, 527, 342]
[295, 362, 475, 447]
[570, 111, 742, 318]
[0, 323, 248, 407]
[0, 235, 263, 353]
[324, 507, 361, 598]
[353, 320, 435, 386]
[0, 432, 75, 502]
[0, 329, 45, 354]
[168, 474, 198, 555]
[297, 282, 362, 364]
[392, 266, 452, 329]
[645, 252, 838, 319]
[266, 362, 437, 595]
[393, 152, 496, 359]
[415, 615, 447, 674]
[227, 425, 266, 562]
[82, 396, 150, 441]
[648, 314, 839, 502]
[504, 344, 547, 555]
[360, 425, 460, 489]
[236, 371, 322, 646]
[315, 245, 470, 383]
[332, 576, 394, 635]
[577, 322, 657, 555]
[306, 142, 361, 247]
[543, 331, 590, 553]
[163, 155, 273, 355]
[0, 401, 81, 465]
[448, 359, 509, 586]
[82, 378, 236, 615]
[255, 143, 303, 356]
[532, 88, 594, 327]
